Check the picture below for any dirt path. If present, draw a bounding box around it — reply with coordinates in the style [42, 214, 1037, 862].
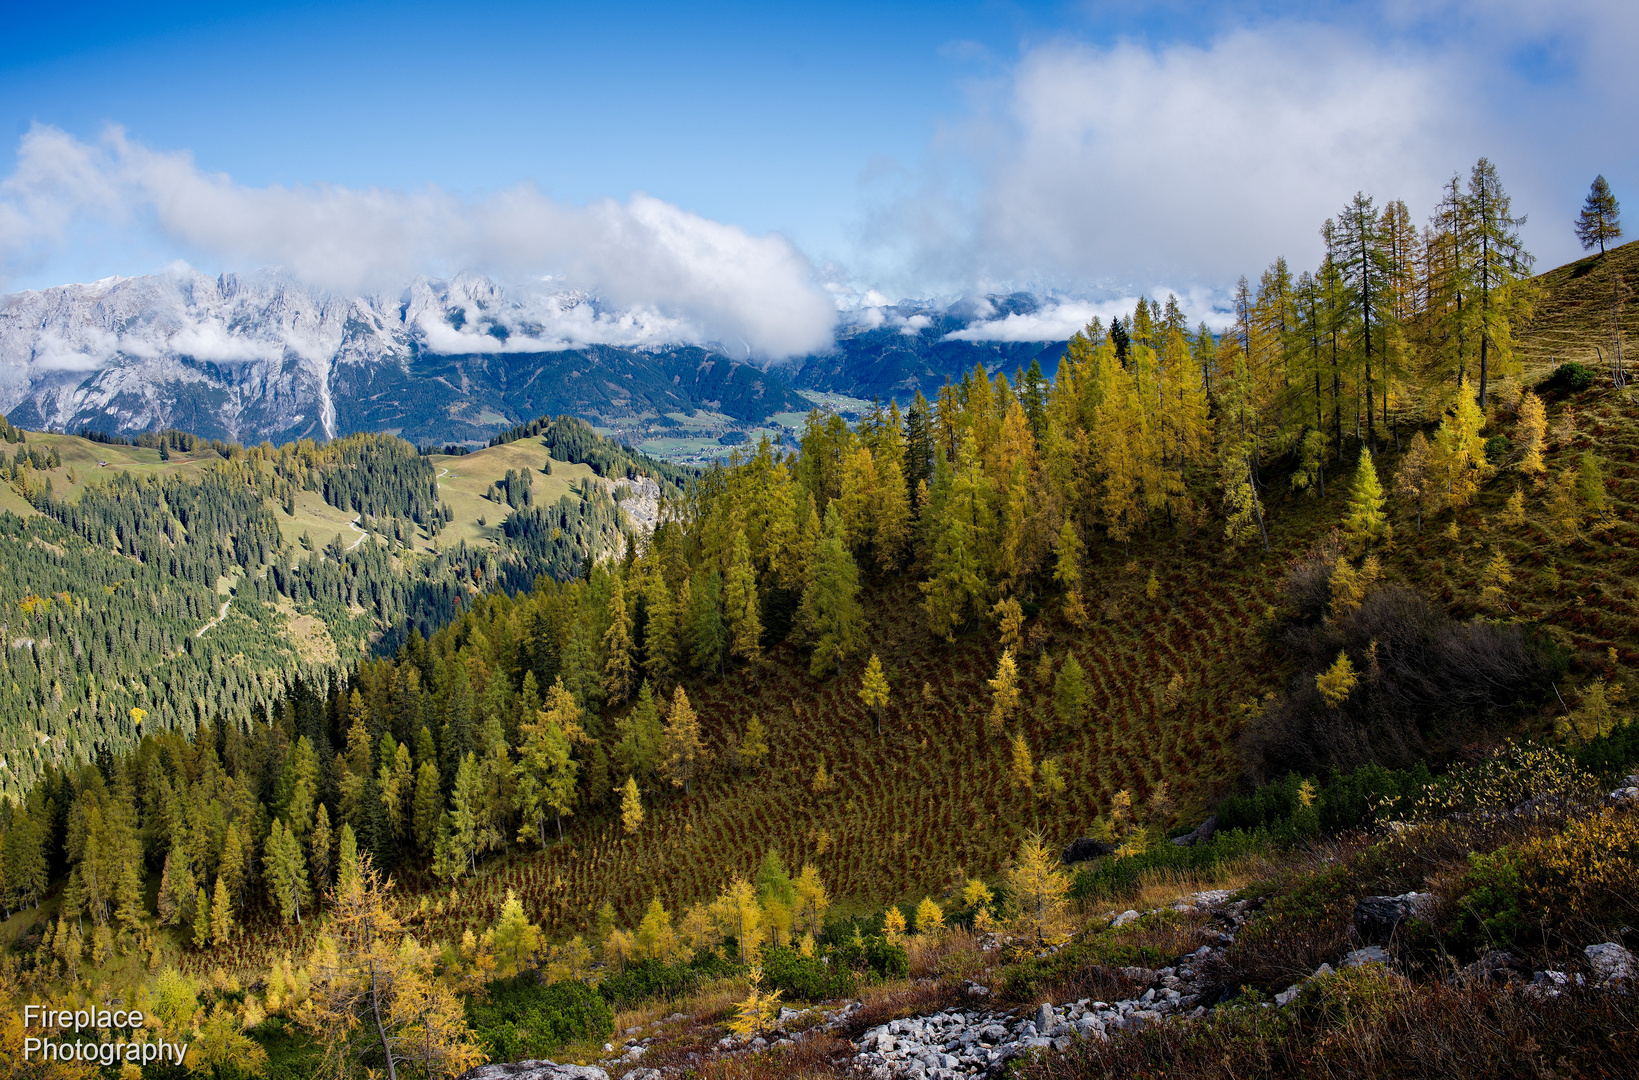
[346, 515, 366, 550]
[197, 596, 231, 637]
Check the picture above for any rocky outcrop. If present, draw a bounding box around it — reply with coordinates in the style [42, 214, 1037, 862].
[1354, 892, 1437, 941]
[460, 1062, 609, 1080]
[1061, 838, 1115, 864]
[1169, 816, 1217, 847]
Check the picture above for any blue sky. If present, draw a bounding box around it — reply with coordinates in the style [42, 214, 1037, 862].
[2, 0, 1636, 352]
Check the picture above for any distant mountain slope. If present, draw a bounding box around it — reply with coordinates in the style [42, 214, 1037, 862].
[0, 271, 806, 446]
[784, 294, 1070, 401]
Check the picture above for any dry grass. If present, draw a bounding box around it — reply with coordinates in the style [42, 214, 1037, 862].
[1023, 976, 1639, 1080]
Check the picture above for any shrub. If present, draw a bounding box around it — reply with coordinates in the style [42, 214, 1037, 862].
[1242, 583, 1563, 780]
[466, 974, 613, 1061]
[597, 958, 703, 1009]
[835, 934, 909, 982]
[1545, 362, 1595, 393]
[759, 944, 857, 1001]
[1483, 435, 1512, 461]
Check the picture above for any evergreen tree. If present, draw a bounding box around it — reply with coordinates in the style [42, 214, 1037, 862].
[1053, 651, 1087, 727]
[515, 678, 582, 844]
[602, 573, 636, 703]
[614, 680, 664, 781]
[1576, 175, 1622, 254]
[642, 568, 680, 688]
[265, 819, 311, 924]
[797, 505, 865, 677]
[722, 528, 764, 671]
[1342, 447, 1391, 551]
[309, 802, 334, 896]
[410, 759, 443, 857]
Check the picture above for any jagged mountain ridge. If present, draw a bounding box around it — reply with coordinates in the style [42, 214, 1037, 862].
[0, 271, 813, 445]
[0, 271, 1074, 444]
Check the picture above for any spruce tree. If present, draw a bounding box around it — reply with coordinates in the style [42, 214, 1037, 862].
[602, 573, 636, 704]
[798, 505, 865, 677]
[1576, 175, 1622, 254]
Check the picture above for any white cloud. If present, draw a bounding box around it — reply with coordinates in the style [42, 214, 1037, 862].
[902, 26, 1469, 290]
[945, 292, 1235, 343]
[0, 126, 837, 359]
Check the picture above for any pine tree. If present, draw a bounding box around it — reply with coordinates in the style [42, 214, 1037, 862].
[410, 759, 443, 857]
[309, 802, 334, 895]
[858, 654, 890, 736]
[192, 885, 211, 948]
[722, 529, 764, 672]
[1053, 652, 1087, 726]
[601, 573, 636, 703]
[614, 680, 664, 781]
[661, 685, 705, 794]
[265, 819, 311, 924]
[1576, 175, 1622, 254]
[798, 505, 865, 677]
[1342, 447, 1391, 551]
[621, 777, 644, 834]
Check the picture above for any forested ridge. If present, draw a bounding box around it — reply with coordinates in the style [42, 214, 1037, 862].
[3, 161, 1639, 1080]
[0, 421, 683, 798]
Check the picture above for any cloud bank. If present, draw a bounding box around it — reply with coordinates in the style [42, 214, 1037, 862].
[0, 126, 837, 358]
[869, 2, 1637, 302]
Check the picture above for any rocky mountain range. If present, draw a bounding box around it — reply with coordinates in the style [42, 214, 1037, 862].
[0, 270, 1071, 445]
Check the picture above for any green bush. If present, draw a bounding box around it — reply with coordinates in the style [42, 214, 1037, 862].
[1449, 849, 1531, 957]
[1484, 435, 1512, 461]
[598, 958, 701, 1010]
[466, 975, 613, 1061]
[1547, 361, 1595, 393]
[760, 944, 857, 1001]
[835, 934, 909, 981]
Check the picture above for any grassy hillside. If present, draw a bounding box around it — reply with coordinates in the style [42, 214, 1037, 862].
[1518, 236, 1639, 372]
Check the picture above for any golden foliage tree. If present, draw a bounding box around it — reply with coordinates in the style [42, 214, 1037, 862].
[298, 855, 483, 1080]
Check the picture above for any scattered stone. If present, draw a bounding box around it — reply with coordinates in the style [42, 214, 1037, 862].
[462, 1063, 609, 1080]
[1342, 945, 1389, 968]
[1586, 942, 1636, 983]
[1062, 837, 1117, 864]
[1274, 984, 1303, 1007]
[1355, 892, 1436, 941]
[1111, 909, 1140, 928]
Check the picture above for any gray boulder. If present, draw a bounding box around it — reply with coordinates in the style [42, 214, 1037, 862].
[1170, 816, 1218, 847]
[461, 1063, 609, 1080]
[1354, 892, 1436, 941]
[1586, 942, 1636, 983]
[1062, 837, 1116, 864]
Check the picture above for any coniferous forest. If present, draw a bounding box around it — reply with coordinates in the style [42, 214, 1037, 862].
[3, 163, 1639, 1078]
